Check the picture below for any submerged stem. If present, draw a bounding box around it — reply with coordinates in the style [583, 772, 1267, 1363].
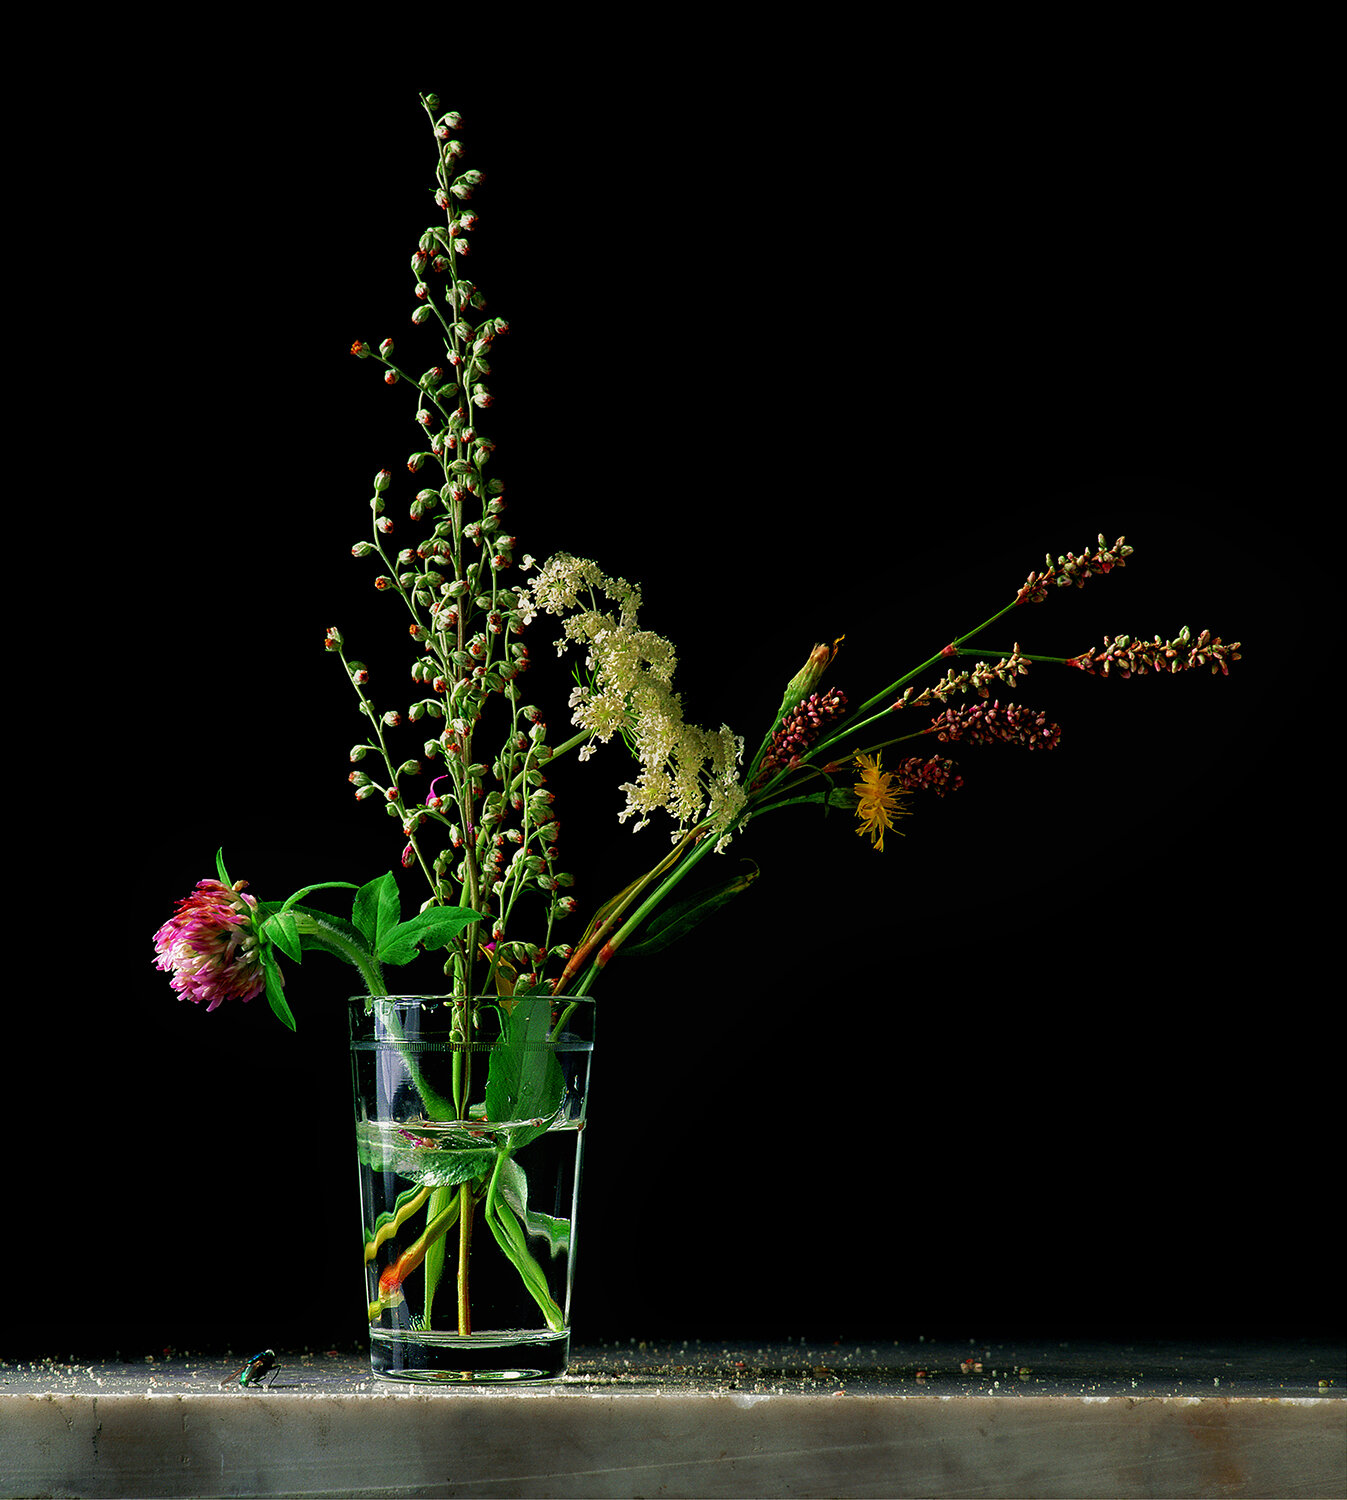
[457, 1182, 473, 1335]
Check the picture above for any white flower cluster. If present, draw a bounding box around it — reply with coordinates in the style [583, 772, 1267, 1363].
[520, 554, 746, 840]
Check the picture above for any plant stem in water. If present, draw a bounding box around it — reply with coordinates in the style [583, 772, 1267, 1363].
[457, 1183, 473, 1335]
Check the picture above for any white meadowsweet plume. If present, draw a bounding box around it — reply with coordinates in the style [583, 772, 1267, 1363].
[523, 554, 746, 839]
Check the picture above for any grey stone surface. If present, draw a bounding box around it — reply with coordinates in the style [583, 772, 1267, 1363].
[3, 1340, 1343, 1498]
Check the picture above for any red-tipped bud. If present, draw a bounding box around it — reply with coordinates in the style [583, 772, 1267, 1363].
[780, 638, 843, 714]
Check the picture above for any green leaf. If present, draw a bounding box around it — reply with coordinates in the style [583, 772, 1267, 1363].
[260, 948, 296, 1032]
[421, 1151, 494, 1189]
[353, 873, 400, 946]
[263, 910, 302, 964]
[376, 905, 484, 965]
[495, 1156, 570, 1256]
[485, 996, 564, 1146]
[353, 1126, 492, 1187]
[422, 1184, 456, 1325]
[215, 847, 231, 887]
[621, 863, 759, 959]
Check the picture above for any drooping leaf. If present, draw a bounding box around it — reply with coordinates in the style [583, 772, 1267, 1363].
[621, 863, 759, 959]
[263, 909, 302, 964]
[752, 787, 851, 819]
[495, 1156, 570, 1257]
[261, 947, 296, 1031]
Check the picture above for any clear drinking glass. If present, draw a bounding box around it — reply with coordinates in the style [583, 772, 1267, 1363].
[349, 993, 594, 1381]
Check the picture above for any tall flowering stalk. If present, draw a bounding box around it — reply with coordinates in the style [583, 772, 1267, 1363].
[323, 104, 1241, 1001]
[153, 97, 1242, 1357]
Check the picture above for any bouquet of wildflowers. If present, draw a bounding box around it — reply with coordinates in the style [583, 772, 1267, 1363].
[152, 95, 1240, 1351]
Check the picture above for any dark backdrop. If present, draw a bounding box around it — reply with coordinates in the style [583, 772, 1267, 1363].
[16, 55, 1334, 1362]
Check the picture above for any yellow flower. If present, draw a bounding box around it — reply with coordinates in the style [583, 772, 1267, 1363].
[852, 753, 907, 852]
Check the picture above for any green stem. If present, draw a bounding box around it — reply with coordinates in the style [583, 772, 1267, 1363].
[291, 914, 453, 1116]
[503, 728, 591, 799]
[457, 1182, 473, 1335]
[369, 1191, 463, 1320]
[364, 1185, 433, 1266]
[292, 913, 386, 997]
[568, 824, 721, 998]
[948, 647, 1067, 662]
[856, 599, 1023, 720]
[369, 1000, 455, 1121]
[803, 597, 1025, 770]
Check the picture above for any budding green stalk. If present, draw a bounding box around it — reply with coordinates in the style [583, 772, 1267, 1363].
[778, 638, 843, 717]
[743, 638, 844, 790]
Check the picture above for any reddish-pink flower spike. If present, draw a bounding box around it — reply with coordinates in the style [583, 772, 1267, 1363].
[927, 699, 1062, 751]
[894, 755, 965, 796]
[152, 879, 265, 1012]
[752, 688, 848, 788]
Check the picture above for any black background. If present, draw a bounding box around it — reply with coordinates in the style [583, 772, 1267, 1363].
[15, 41, 1336, 1362]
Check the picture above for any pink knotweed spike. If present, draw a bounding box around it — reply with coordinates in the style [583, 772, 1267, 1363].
[928, 699, 1062, 751]
[894, 755, 965, 796]
[752, 687, 849, 788]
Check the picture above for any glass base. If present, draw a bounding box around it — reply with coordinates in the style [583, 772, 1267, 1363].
[369, 1327, 571, 1383]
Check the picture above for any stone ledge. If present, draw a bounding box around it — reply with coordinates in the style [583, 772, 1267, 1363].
[4, 1340, 1343, 1498]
